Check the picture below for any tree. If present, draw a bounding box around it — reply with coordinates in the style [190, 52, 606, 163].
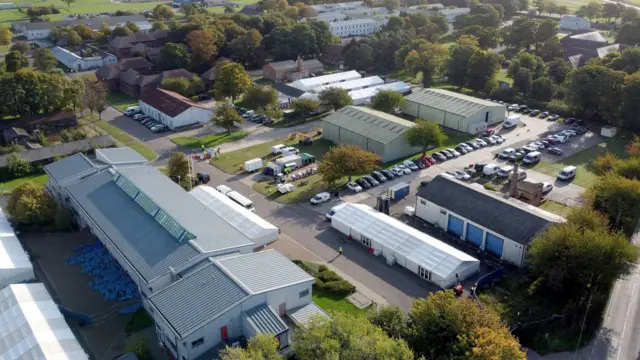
[0, 29, 12, 45]
[188, 76, 204, 96]
[404, 120, 447, 157]
[212, 105, 244, 135]
[9, 41, 29, 54]
[466, 50, 503, 95]
[546, 58, 572, 83]
[152, 21, 167, 30]
[576, 1, 602, 20]
[243, 85, 278, 110]
[470, 327, 527, 360]
[318, 88, 352, 111]
[508, 52, 545, 80]
[371, 90, 404, 113]
[513, 68, 533, 95]
[111, 25, 132, 38]
[6, 153, 31, 178]
[567, 65, 625, 124]
[72, 24, 92, 40]
[588, 174, 640, 234]
[290, 98, 319, 115]
[534, 0, 550, 15]
[5, 51, 28, 72]
[383, 0, 400, 12]
[167, 152, 189, 184]
[404, 43, 448, 87]
[125, 21, 140, 33]
[157, 43, 190, 71]
[33, 48, 58, 73]
[602, 2, 622, 22]
[61, 0, 75, 8]
[457, 26, 499, 49]
[537, 36, 563, 62]
[502, 18, 537, 49]
[368, 305, 410, 340]
[447, 41, 478, 89]
[66, 29, 82, 47]
[620, 73, 640, 130]
[84, 80, 108, 120]
[65, 78, 85, 113]
[228, 29, 263, 68]
[293, 313, 413, 360]
[152, 4, 175, 20]
[531, 76, 554, 101]
[535, 19, 557, 46]
[186, 30, 218, 65]
[219, 334, 283, 360]
[162, 77, 191, 96]
[215, 62, 251, 102]
[7, 182, 57, 226]
[621, 7, 638, 24]
[343, 42, 374, 71]
[320, 144, 381, 183]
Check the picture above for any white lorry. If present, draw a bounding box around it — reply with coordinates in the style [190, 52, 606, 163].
[503, 114, 520, 128]
[244, 158, 263, 172]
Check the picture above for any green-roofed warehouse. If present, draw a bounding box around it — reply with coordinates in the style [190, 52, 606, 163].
[402, 88, 506, 134]
[321, 106, 421, 162]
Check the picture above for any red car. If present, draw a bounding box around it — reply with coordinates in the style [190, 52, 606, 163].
[481, 128, 495, 136]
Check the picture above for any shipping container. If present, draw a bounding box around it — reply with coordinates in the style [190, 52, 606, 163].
[388, 182, 410, 200]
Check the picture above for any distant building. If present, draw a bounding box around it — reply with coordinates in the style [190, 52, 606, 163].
[438, 7, 470, 22]
[139, 88, 212, 129]
[239, 5, 263, 15]
[263, 56, 325, 81]
[290, 70, 361, 91]
[0, 136, 115, 167]
[12, 15, 150, 40]
[319, 43, 345, 66]
[0, 110, 77, 133]
[52, 45, 117, 71]
[329, 18, 386, 37]
[560, 15, 590, 31]
[108, 29, 168, 59]
[561, 31, 630, 68]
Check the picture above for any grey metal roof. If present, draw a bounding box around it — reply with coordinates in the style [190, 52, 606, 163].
[17, 15, 147, 31]
[43, 153, 96, 181]
[215, 250, 314, 294]
[417, 175, 564, 245]
[3, 136, 114, 168]
[243, 304, 288, 335]
[64, 171, 201, 282]
[116, 166, 255, 253]
[96, 148, 146, 165]
[149, 261, 249, 337]
[288, 302, 330, 326]
[322, 106, 415, 144]
[404, 88, 502, 118]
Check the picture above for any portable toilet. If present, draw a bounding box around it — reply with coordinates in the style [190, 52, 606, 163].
[301, 153, 316, 166]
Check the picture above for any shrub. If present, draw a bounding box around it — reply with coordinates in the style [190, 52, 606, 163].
[545, 99, 573, 117]
[593, 152, 621, 176]
[317, 269, 342, 283]
[293, 259, 320, 277]
[320, 280, 355, 296]
[6, 153, 31, 178]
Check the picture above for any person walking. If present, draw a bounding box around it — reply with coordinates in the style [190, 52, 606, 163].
[339, 246, 343, 256]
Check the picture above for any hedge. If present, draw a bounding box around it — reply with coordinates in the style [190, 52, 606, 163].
[294, 260, 356, 297]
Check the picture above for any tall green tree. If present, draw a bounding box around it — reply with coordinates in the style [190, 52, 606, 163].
[383, 0, 400, 12]
[33, 48, 59, 73]
[567, 65, 625, 124]
[5, 51, 28, 72]
[621, 7, 639, 24]
[588, 174, 640, 234]
[447, 40, 478, 89]
[502, 18, 537, 49]
[404, 42, 448, 87]
[215, 62, 251, 102]
[507, 52, 545, 80]
[602, 2, 622, 22]
[7, 182, 57, 226]
[371, 90, 405, 113]
[546, 58, 572, 83]
[318, 87, 352, 111]
[228, 29, 263, 68]
[290, 98, 319, 115]
[157, 43, 190, 70]
[212, 105, 244, 135]
[243, 85, 278, 110]
[404, 120, 447, 157]
[167, 152, 189, 185]
[466, 50, 503, 95]
[0, 28, 12, 45]
[186, 29, 219, 65]
[531, 77, 554, 101]
[152, 4, 175, 20]
[319, 145, 381, 182]
[369, 305, 410, 340]
[162, 77, 191, 96]
[219, 334, 283, 360]
[620, 73, 640, 130]
[343, 41, 374, 71]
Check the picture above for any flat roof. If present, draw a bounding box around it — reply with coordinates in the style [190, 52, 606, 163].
[314, 76, 384, 93]
[349, 81, 410, 101]
[215, 250, 314, 294]
[322, 106, 414, 144]
[291, 70, 361, 90]
[44, 153, 96, 181]
[95, 148, 147, 166]
[288, 302, 331, 326]
[404, 88, 503, 118]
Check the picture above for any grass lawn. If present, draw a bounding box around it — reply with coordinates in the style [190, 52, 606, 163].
[84, 117, 158, 161]
[0, 44, 8, 54]
[124, 309, 154, 335]
[170, 129, 248, 148]
[312, 289, 366, 315]
[253, 173, 347, 204]
[527, 131, 632, 188]
[539, 200, 571, 216]
[495, 71, 513, 86]
[0, 173, 48, 193]
[107, 91, 139, 113]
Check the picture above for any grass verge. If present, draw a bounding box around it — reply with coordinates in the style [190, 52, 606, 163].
[0, 173, 48, 193]
[170, 129, 248, 148]
[313, 289, 366, 316]
[86, 117, 157, 161]
[253, 173, 346, 204]
[269, 112, 325, 128]
[539, 200, 571, 216]
[124, 309, 154, 335]
[107, 91, 138, 113]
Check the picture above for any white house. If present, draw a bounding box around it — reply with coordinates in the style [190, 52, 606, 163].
[329, 18, 386, 37]
[438, 7, 470, 23]
[139, 88, 212, 129]
[415, 175, 565, 267]
[330, 203, 480, 288]
[12, 15, 150, 40]
[560, 15, 591, 31]
[52, 46, 117, 71]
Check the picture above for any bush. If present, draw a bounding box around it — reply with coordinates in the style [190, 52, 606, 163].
[6, 153, 31, 178]
[593, 152, 621, 175]
[294, 260, 356, 297]
[293, 259, 320, 277]
[545, 99, 573, 117]
[319, 280, 356, 296]
[0, 144, 25, 154]
[317, 269, 342, 282]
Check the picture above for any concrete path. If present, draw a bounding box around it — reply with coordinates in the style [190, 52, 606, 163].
[217, 121, 322, 153]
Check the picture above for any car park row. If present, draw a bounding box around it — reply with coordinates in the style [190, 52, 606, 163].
[125, 106, 169, 133]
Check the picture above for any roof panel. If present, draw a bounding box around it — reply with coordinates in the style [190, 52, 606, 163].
[404, 88, 503, 117]
[315, 76, 384, 93]
[243, 304, 288, 335]
[96, 148, 147, 165]
[0, 207, 32, 277]
[291, 71, 361, 90]
[44, 153, 96, 181]
[215, 250, 314, 294]
[288, 302, 330, 326]
[322, 106, 415, 144]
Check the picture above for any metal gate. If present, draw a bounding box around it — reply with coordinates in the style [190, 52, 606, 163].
[485, 233, 504, 257]
[447, 215, 464, 238]
[465, 223, 484, 247]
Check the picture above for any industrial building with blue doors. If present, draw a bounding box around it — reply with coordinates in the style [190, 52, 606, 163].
[43, 148, 329, 360]
[415, 175, 565, 267]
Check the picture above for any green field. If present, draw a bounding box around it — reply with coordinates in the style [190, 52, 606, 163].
[107, 91, 138, 113]
[170, 129, 248, 148]
[0, 173, 48, 193]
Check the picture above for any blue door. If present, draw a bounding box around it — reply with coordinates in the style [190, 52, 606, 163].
[465, 223, 483, 247]
[485, 233, 504, 257]
[447, 215, 464, 238]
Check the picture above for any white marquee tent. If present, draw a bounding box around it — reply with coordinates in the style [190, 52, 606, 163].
[331, 204, 479, 288]
[0, 283, 88, 359]
[290, 70, 361, 91]
[189, 186, 279, 248]
[0, 207, 33, 289]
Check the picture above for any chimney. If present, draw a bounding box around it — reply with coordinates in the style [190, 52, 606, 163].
[297, 55, 303, 73]
[510, 162, 519, 197]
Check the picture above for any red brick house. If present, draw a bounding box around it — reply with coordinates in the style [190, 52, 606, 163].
[108, 29, 168, 59]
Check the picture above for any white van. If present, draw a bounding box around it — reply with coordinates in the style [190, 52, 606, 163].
[282, 147, 300, 156]
[483, 164, 500, 176]
[124, 106, 140, 116]
[216, 185, 233, 195]
[499, 148, 515, 159]
[508, 169, 527, 182]
[558, 166, 577, 181]
[503, 114, 520, 128]
[227, 191, 255, 212]
[272, 144, 286, 155]
[523, 151, 541, 164]
[496, 165, 513, 178]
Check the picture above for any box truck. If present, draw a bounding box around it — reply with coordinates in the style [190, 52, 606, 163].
[388, 182, 410, 200]
[244, 158, 263, 172]
[503, 114, 520, 128]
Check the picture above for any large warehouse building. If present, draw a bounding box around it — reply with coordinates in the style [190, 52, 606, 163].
[401, 88, 506, 134]
[0, 207, 34, 289]
[416, 175, 565, 267]
[43, 149, 328, 360]
[331, 203, 480, 288]
[321, 106, 421, 162]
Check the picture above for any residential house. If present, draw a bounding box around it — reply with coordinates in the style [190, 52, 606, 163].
[0, 135, 115, 167]
[96, 57, 155, 90]
[263, 56, 325, 81]
[239, 5, 263, 15]
[3, 127, 30, 146]
[139, 88, 211, 129]
[108, 29, 168, 59]
[0, 110, 77, 133]
[11, 15, 150, 40]
[199, 57, 231, 90]
[561, 30, 631, 68]
[560, 15, 590, 31]
[52, 45, 117, 71]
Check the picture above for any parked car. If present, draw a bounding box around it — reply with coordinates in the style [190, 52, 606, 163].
[371, 171, 387, 182]
[508, 152, 525, 162]
[529, 109, 540, 116]
[355, 178, 371, 189]
[453, 170, 471, 180]
[517, 105, 528, 112]
[542, 182, 553, 193]
[397, 164, 411, 174]
[423, 156, 436, 165]
[553, 134, 568, 143]
[548, 147, 563, 156]
[196, 172, 210, 184]
[561, 129, 577, 137]
[132, 113, 145, 120]
[432, 152, 447, 162]
[522, 108, 532, 114]
[310, 192, 331, 204]
[464, 168, 476, 177]
[465, 141, 480, 150]
[572, 119, 585, 127]
[363, 175, 379, 186]
[440, 150, 454, 159]
[380, 169, 395, 180]
[446, 148, 461, 157]
[539, 111, 549, 118]
[483, 164, 500, 176]
[347, 181, 363, 193]
[390, 167, 404, 176]
[507, 103, 519, 111]
[490, 135, 504, 144]
[481, 137, 496, 145]
[481, 128, 495, 136]
[499, 148, 516, 159]
[497, 165, 514, 178]
[565, 117, 577, 125]
[533, 141, 547, 149]
[474, 163, 488, 172]
[474, 138, 488, 147]
[557, 166, 577, 181]
[521, 145, 538, 153]
[548, 114, 560, 121]
[574, 126, 588, 135]
[455, 145, 468, 154]
[508, 169, 527, 182]
[459, 143, 474, 152]
[404, 160, 419, 171]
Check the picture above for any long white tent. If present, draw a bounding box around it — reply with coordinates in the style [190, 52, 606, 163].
[0, 283, 89, 359]
[331, 204, 479, 288]
[349, 81, 411, 105]
[314, 76, 384, 93]
[290, 70, 361, 91]
[189, 186, 279, 248]
[0, 207, 34, 289]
